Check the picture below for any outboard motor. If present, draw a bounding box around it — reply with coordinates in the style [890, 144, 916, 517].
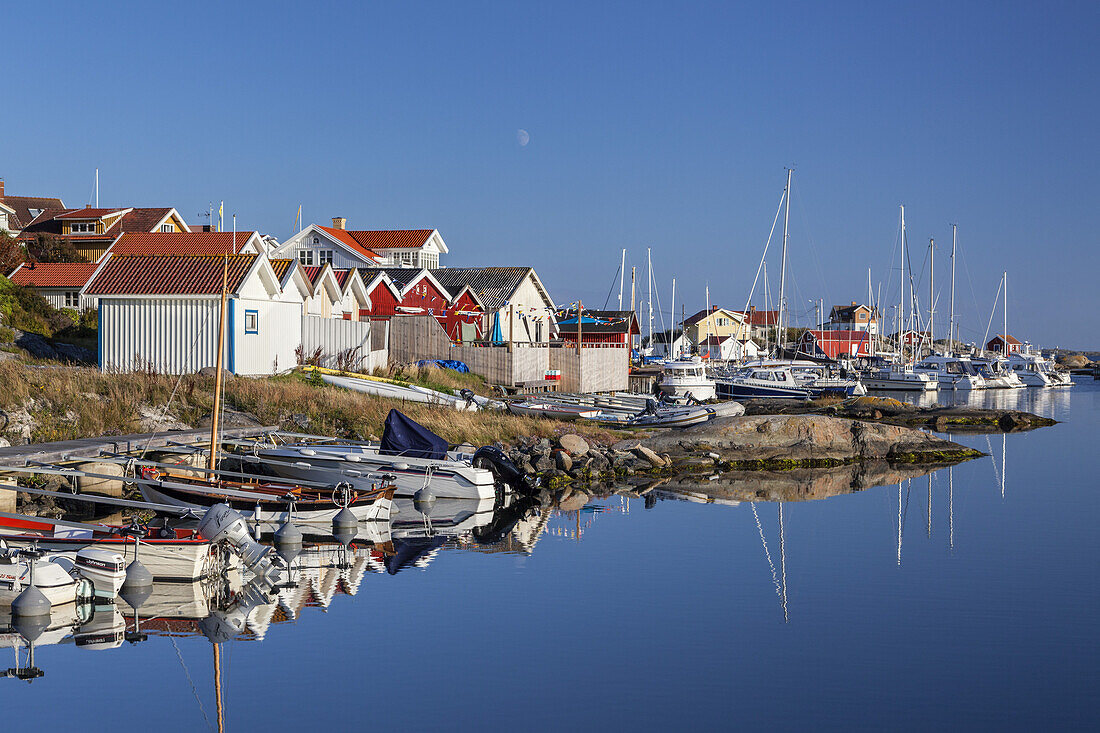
[472, 446, 537, 496]
[73, 548, 127, 602]
[198, 577, 275, 644]
[197, 504, 279, 584]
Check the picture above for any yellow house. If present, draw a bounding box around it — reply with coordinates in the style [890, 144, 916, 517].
[19, 206, 192, 262]
[682, 307, 750, 350]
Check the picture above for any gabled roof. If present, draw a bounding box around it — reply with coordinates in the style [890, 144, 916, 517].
[315, 226, 382, 261]
[830, 303, 872, 320]
[683, 306, 745, 327]
[732, 309, 779, 326]
[85, 254, 258, 296]
[989, 334, 1021, 345]
[19, 206, 189, 239]
[356, 267, 437, 295]
[329, 228, 438, 251]
[429, 267, 551, 310]
[269, 258, 295, 281]
[110, 231, 257, 256]
[0, 195, 67, 230]
[55, 208, 130, 220]
[8, 262, 99, 289]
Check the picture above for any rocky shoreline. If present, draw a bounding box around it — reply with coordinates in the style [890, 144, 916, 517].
[503, 413, 985, 488]
[741, 395, 1057, 433]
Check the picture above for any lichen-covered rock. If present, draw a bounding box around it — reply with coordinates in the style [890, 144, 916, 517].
[640, 414, 980, 465]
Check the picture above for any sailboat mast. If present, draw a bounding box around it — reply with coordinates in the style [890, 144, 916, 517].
[929, 237, 935, 352]
[949, 224, 957, 352]
[647, 248, 653, 351]
[208, 220, 232, 472]
[898, 206, 906, 362]
[618, 248, 626, 310]
[1003, 271, 1008, 355]
[777, 169, 792, 352]
[670, 276, 676, 355]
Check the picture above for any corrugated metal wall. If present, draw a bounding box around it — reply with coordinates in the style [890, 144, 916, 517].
[301, 315, 381, 371]
[100, 298, 220, 374]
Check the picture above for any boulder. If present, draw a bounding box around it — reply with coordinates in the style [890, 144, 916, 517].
[554, 450, 573, 471]
[559, 490, 590, 512]
[631, 445, 666, 468]
[558, 434, 590, 457]
[534, 454, 554, 473]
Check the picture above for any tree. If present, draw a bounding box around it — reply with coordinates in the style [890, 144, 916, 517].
[0, 232, 25, 275]
[25, 233, 86, 263]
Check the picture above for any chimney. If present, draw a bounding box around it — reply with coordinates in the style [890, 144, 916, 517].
[332, 217, 346, 230]
[0, 179, 4, 198]
[851, 301, 857, 306]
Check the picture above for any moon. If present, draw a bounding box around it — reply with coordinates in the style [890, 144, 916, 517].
[516, 129, 530, 146]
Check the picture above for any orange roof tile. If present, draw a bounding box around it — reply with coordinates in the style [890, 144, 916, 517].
[9, 263, 99, 289]
[269, 258, 294, 281]
[110, 232, 255, 256]
[317, 226, 439, 260]
[86, 254, 256, 296]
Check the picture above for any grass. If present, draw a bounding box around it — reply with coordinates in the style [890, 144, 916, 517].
[0, 361, 627, 447]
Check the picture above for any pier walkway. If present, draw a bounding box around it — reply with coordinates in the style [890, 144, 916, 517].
[0, 426, 277, 467]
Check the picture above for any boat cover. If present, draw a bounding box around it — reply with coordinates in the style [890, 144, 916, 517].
[379, 409, 449, 459]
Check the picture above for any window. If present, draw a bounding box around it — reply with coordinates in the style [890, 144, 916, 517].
[160, 223, 174, 232]
[244, 310, 259, 334]
[70, 222, 95, 233]
[298, 250, 315, 266]
[319, 250, 333, 266]
[313, 236, 320, 245]
[64, 291, 80, 308]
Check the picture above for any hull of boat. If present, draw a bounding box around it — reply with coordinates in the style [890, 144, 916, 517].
[657, 382, 717, 401]
[715, 381, 811, 400]
[139, 483, 393, 523]
[0, 535, 217, 581]
[863, 377, 938, 392]
[252, 449, 497, 502]
[506, 402, 601, 420]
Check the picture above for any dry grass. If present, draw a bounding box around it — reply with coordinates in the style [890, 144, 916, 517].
[0, 361, 626, 447]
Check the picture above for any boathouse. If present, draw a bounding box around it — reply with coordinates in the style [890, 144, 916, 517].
[85, 253, 304, 375]
[798, 330, 873, 360]
[986, 334, 1022, 355]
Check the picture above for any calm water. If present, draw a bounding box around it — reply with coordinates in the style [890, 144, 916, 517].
[3, 380, 1098, 731]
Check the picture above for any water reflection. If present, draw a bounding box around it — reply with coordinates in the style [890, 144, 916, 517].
[877, 382, 1074, 418]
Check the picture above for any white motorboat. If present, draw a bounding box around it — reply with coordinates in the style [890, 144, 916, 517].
[972, 356, 1026, 389]
[914, 355, 988, 390]
[861, 364, 939, 392]
[321, 373, 479, 411]
[715, 365, 813, 400]
[657, 357, 717, 402]
[1007, 348, 1071, 387]
[505, 401, 602, 420]
[0, 551, 96, 608]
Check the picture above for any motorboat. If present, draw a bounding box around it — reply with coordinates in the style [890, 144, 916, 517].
[1007, 348, 1071, 387]
[788, 364, 867, 397]
[972, 356, 1026, 389]
[0, 514, 222, 581]
[861, 363, 939, 392]
[714, 365, 813, 400]
[0, 548, 99, 608]
[657, 357, 717, 402]
[241, 411, 499, 502]
[913, 354, 987, 390]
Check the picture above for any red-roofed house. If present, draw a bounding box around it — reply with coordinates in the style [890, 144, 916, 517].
[986, 334, 1022, 355]
[0, 180, 67, 235]
[273, 218, 447, 269]
[85, 253, 304, 375]
[18, 205, 192, 262]
[8, 262, 100, 310]
[107, 231, 263, 257]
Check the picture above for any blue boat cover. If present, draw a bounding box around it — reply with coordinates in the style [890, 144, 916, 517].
[415, 359, 469, 373]
[379, 409, 449, 459]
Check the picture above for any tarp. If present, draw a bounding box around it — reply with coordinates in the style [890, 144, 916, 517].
[416, 359, 469, 373]
[489, 311, 504, 343]
[379, 409, 449, 459]
[556, 316, 602, 325]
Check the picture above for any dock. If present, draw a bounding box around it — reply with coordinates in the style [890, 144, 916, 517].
[0, 425, 278, 467]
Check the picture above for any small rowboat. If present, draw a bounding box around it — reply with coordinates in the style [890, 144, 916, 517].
[505, 402, 601, 420]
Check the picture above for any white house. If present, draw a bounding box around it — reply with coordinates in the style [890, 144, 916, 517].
[430, 267, 555, 344]
[85, 252, 304, 375]
[826, 302, 879, 334]
[8, 262, 100, 310]
[699, 334, 760, 362]
[273, 219, 447, 269]
[650, 331, 692, 360]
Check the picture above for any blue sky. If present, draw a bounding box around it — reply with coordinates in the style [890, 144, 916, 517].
[5, 1, 1097, 346]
